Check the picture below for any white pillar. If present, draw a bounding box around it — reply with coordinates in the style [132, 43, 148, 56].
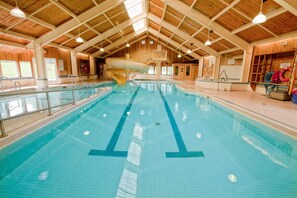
[212, 55, 221, 79]
[198, 58, 204, 78]
[241, 45, 253, 82]
[89, 55, 97, 80]
[70, 50, 78, 76]
[155, 60, 161, 80]
[33, 42, 48, 88]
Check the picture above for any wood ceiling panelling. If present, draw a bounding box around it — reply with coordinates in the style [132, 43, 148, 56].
[149, 20, 160, 31]
[121, 26, 134, 36]
[179, 21, 196, 35]
[149, 2, 164, 18]
[95, 0, 107, 4]
[87, 15, 107, 27]
[33, 4, 72, 27]
[94, 20, 114, 33]
[149, 0, 165, 9]
[183, 17, 202, 30]
[105, 4, 126, 18]
[225, 49, 244, 56]
[95, 40, 109, 48]
[166, 6, 184, 20]
[160, 27, 173, 38]
[10, 20, 51, 38]
[209, 42, 227, 52]
[2, 0, 49, 15]
[81, 30, 97, 41]
[215, 9, 250, 31]
[201, 28, 220, 40]
[0, 34, 30, 45]
[58, 0, 95, 15]
[164, 12, 181, 27]
[171, 34, 185, 44]
[192, 0, 227, 18]
[196, 49, 208, 56]
[63, 39, 80, 48]
[233, 0, 281, 19]
[52, 35, 71, 44]
[68, 25, 88, 36]
[109, 12, 129, 25]
[262, 12, 297, 36]
[194, 32, 208, 43]
[107, 33, 122, 43]
[0, 8, 23, 29]
[84, 47, 98, 54]
[179, 0, 196, 6]
[218, 39, 236, 48]
[236, 26, 273, 43]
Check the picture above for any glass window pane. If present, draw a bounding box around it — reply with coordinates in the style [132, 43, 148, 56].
[161, 67, 167, 75]
[0, 61, 18, 77]
[20, 61, 32, 77]
[45, 58, 57, 80]
[186, 66, 190, 76]
[174, 66, 178, 76]
[167, 66, 173, 75]
[148, 66, 155, 75]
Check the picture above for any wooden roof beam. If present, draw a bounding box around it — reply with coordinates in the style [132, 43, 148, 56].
[148, 27, 201, 60]
[219, 47, 241, 54]
[92, 28, 147, 57]
[75, 13, 147, 52]
[231, 7, 286, 35]
[27, 0, 124, 47]
[0, 39, 26, 48]
[251, 30, 297, 45]
[164, 0, 249, 50]
[0, 27, 36, 41]
[148, 13, 218, 56]
[273, 0, 297, 17]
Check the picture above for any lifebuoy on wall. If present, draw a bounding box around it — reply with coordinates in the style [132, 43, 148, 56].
[279, 67, 291, 82]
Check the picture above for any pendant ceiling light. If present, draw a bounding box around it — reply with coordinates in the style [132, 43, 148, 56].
[252, 0, 267, 24]
[10, 0, 26, 18]
[187, 43, 192, 54]
[99, 41, 104, 52]
[76, 26, 83, 43]
[177, 54, 182, 58]
[126, 43, 130, 47]
[205, 29, 212, 46]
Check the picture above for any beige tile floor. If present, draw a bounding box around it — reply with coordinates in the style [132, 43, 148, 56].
[177, 81, 297, 138]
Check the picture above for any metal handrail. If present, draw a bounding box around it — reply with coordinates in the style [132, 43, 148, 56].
[0, 76, 22, 91]
[0, 85, 107, 137]
[68, 74, 87, 86]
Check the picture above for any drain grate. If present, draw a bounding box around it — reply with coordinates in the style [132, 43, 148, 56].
[155, 122, 161, 126]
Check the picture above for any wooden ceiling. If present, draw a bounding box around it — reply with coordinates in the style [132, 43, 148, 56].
[0, 0, 297, 60]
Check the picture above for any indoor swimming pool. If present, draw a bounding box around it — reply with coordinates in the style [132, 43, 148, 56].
[0, 81, 297, 197]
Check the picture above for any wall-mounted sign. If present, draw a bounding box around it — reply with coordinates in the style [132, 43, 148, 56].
[280, 62, 291, 68]
[227, 59, 235, 65]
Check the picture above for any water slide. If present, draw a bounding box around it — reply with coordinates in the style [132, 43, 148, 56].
[105, 58, 149, 85]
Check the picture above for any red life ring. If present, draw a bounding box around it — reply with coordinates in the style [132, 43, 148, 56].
[279, 67, 291, 82]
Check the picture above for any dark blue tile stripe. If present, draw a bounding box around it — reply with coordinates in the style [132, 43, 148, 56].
[157, 86, 187, 152]
[106, 86, 140, 151]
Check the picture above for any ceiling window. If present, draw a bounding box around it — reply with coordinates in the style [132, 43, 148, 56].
[124, 0, 143, 18]
[133, 19, 146, 32]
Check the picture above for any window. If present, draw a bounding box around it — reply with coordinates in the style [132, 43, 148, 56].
[148, 66, 155, 75]
[124, 0, 143, 18]
[0, 60, 18, 78]
[167, 66, 173, 75]
[161, 66, 167, 75]
[186, 66, 190, 76]
[19, 61, 32, 77]
[45, 58, 57, 81]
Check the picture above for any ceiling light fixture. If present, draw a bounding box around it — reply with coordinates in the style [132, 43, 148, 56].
[252, 0, 267, 24]
[178, 54, 182, 58]
[187, 43, 192, 54]
[205, 29, 212, 46]
[126, 43, 130, 47]
[76, 26, 83, 43]
[99, 40, 104, 52]
[10, 0, 26, 18]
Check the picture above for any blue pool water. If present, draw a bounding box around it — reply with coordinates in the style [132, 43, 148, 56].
[1, 81, 297, 197]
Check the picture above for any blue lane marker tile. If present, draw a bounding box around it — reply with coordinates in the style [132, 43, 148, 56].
[157, 86, 204, 158]
[89, 86, 140, 157]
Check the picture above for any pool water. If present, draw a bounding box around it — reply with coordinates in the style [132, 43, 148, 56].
[1, 82, 297, 197]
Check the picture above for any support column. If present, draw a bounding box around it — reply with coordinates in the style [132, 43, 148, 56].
[155, 60, 161, 80]
[33, 42, 48, 88]
[198, 58, 203, 78]
[241, 45, 254, 82]
[89, 55, 97, 80]
[70, 50, 78, 76]
[212, 55, 221, 79]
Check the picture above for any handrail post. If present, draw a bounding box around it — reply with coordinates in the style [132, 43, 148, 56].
[45, 92, 52, 116]
[0, 113, 7, 137]
[72, 88, 76, 105]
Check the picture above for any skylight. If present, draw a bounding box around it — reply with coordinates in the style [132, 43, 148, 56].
[133, 19, 146, 32]
[124, 0, 143, 18]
